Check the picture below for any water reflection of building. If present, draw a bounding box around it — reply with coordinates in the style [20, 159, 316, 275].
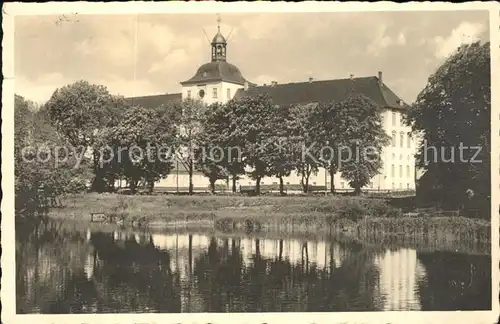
[241, 237, 345, 270]
[373, 248, 427, 310]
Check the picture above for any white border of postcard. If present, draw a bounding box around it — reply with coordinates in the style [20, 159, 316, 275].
[2, 2, 499, 324]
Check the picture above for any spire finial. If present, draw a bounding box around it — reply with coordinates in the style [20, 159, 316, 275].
[216, 14, 221, 31]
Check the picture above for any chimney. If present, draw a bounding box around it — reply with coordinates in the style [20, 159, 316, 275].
[244, 81, 249, 91]
[309, 77, 314, 83]
[378, 71, 383, 85]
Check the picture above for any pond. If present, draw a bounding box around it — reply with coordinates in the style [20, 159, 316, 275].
[16, 220, 491, 313]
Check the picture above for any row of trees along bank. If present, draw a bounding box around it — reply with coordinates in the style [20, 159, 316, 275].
[14, 41, 490, 216]
[37, 83, 388, 196]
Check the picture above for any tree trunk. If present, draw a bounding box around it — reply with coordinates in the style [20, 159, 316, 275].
[302, 171, 310, 193]
[147, 180, 155, 194]
[329, 165, 335, 194]
[232, 175, 237, 193]
[255, 177, 261, 195]
[91, 151, 106, 193]
[279, 176, 285, 195]
[129, 179, 138, 194]
[188, 161, 194, 195]
[354, 185, 361, 196]
[209, 178, 216, 194]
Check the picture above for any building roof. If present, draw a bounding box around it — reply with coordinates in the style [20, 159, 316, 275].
[124, 93, 182, 109]
[212, 30, 227, 44]
[181, 61, 250, 86]
[234, 76, 409, 110]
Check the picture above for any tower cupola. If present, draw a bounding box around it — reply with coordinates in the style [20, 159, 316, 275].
[211, 16, 227, 62]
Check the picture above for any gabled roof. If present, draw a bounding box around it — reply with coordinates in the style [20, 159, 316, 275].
[124, 93, 182, 109]
[234, 76, 409, 110]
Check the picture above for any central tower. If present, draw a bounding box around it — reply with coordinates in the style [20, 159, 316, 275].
[211, 16, 227, 62]
[180, 15, 252, 105]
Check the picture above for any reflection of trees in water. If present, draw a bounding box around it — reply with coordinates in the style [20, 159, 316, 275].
[416, 252, 491, 311]
[191, 237, 381, 312]
[21, 225, 490, 313]
[16, 220, 94, 313]
[16, 223, 183, 313]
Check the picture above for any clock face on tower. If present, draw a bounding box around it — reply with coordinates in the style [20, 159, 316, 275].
[198, 89, 205, 98]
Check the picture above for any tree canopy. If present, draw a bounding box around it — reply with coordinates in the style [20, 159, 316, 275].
[406, 41, 490, 211]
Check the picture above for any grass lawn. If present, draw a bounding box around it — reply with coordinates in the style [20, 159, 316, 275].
[47, 193, 491, 244]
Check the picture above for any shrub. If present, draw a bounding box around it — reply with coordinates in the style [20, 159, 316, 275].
[337, 202, 366, 222]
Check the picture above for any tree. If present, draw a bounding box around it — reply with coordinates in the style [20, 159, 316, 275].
[196, 103, 230, 194]
[406, 41, 490, 212]
[15, 95, 90, 216]
[312, 100, 344, 194]
[265, 105, 297, 195]
[171, 99, 206, 195]
[337, 94, 389, 195]
[289, 103, 321, 193]
[45, 80, 126, 192]
[229, 95, 280, 195]
[214, 100, 248, 193]
[109, 105, 177, 194]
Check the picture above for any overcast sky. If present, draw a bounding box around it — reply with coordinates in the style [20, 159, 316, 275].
[15, 10, 489, 104]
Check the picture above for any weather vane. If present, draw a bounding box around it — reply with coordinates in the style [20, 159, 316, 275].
[216, 13, 221, 31]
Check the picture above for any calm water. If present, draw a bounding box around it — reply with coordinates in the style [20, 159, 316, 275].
[16, 221, 491, 313]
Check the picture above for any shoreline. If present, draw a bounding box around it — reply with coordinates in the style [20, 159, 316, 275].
[38, 193, 491, 248]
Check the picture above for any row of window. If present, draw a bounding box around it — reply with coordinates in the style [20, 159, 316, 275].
[392, 153, 413, 161]
[186, 88, 232, 100]
[391, 131, 412, 148]
[391, 164, 413, 178]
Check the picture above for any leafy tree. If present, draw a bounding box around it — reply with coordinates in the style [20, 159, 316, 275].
[289, 103, 321, 193]
[15, 95, 90, 216]
[45, 80, 126, 192]
[312, 100, 343, 194]
[229, 95, 280, 195]
[337, 94, 388, 195]
[406, 41, 490, 212]
[171, 99, 206, 195]
[196, 103, 230, 194]
[211, 100, 247, 193]
[265, 105, 297, 195]
[109, 105, 177, 194]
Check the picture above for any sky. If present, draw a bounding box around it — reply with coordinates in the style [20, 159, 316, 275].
[14, 10, 490, 105]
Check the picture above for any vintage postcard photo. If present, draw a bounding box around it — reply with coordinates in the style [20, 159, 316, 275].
[2, 2, 499, 324]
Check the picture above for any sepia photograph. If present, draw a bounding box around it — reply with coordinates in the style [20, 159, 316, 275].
[2, 2, 499, 324]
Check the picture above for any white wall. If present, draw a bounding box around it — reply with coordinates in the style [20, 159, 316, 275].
[182, 81, 244, 105]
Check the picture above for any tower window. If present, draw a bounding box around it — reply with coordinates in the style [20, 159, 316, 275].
[392, 111, 397, 126]
[227, 88, 231, 99]
[399, 165, 402, 177]
[399, 132, 404, 148]
[406, 165, 410, 177]
[391, 131, 396, 147]
[391, 164, 395, 177]
[187, 90, 191, 99]
[213, 88, 218, 99]
[407, 132, 411, 148]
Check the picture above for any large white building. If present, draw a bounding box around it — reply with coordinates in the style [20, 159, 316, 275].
[126, 22, 418, 193]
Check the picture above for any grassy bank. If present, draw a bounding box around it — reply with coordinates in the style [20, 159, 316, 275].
[48, 193, 491, 244]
